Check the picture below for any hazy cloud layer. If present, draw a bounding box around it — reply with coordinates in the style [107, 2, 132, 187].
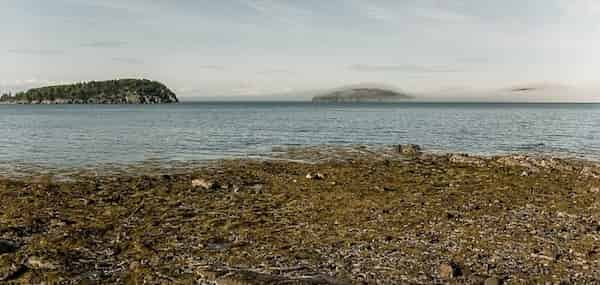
[196, 65, 227, 71]
[8, 49, 65, 55]
[81, 41, 128, 48]
[111, 57, 143, 64]
[350, 64, 462, 73]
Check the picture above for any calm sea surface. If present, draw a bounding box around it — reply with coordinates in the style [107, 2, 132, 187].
[1, 102, 600, 168]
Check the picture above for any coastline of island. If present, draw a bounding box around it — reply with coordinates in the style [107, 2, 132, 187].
[0, 79, 178, 104]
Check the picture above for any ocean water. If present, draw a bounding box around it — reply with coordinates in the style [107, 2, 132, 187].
[1, 102, 599, 168]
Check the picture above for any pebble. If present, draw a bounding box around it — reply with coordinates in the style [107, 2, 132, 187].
[306, 173, 325, 180]
[192, 179, 218, 190]
[449, 154, 486, 167]
[438, 263, 458, 280]
[398, 144, 422, 155]
[248, 184, 264, 191]
[484, 277, 502, 285]
[0, 240, 18, 254]
[26, 256, 57, 270]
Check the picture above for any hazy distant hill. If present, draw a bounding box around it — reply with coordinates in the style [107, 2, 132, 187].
[312, 87, 414, 103]
[0, 79, 178, 104]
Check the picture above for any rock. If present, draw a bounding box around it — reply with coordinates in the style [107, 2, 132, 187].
[449, 154, 486, 167]
[248, 184, 264, 191]
[496, 156, 537, 171]
[591, 187, 600, 194]
[192, 178, 218, 190]
[438, 262, 460, 280]
[398, 144, 422, 155]
[521, 171, 529, 177]
[484, 277, 502, 285]
[581, 167, 600, 178]
[496, 155, 573, 172]
[0, 263, 26, 282]
[25, 256, 58, 270]
[0, 240, 18, 254]
[306, 173, 325, 180]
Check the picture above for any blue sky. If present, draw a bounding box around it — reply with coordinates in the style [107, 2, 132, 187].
[1, 0, 600, 99]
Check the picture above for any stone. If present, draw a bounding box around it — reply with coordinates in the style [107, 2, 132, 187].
[192, 179, 218, 190]
[449, 154, 486, 167]
[581, 167, 600, 178]
[439, 262, 459, 280]
[485, 277, 502, 285]
[0, 240, 18, 254]
[26, 256, 58, 270]
[248, 184, 264, 191]
[591, 187, 600, 194]
[0, 262, 26, 282]
[398, 144, 422, 155]
[306, 173, 325, 180]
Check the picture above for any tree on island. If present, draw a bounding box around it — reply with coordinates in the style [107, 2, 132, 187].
[0, 79, 178, 104]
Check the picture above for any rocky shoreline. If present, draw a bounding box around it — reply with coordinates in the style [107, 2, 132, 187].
[1, 146, 599, 284]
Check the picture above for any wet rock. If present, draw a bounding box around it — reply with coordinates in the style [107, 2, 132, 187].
[248, 184, 264, 191]
[0, 262, 26, 282]
[496, 155, 573, 172]
[449, 154, 486, 167]
[25, 256, 58, 270]
[485, 277, 502, 285]
[582, 167, 600, 178]
[439, 262, 460, 280]
[496, 156, 537, 171]
[192, 178, 219, 190]
[398, 144, 422, 155]
[0, 240, 18, 254]
[306, 173, 325, 180]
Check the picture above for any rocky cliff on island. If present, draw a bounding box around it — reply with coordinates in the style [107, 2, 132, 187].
[312, 87, 414, 103]
[0, 79, 178, 104]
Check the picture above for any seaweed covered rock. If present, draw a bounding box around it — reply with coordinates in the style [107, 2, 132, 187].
[398, 144, 422, 155]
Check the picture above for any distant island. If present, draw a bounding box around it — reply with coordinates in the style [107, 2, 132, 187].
[312, 87, 414, 103]
[0, 79, 178, 104]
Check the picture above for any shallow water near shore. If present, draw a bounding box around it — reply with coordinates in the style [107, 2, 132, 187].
[1, 102, 600, 171]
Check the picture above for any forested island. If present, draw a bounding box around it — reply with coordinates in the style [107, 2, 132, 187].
[0, 79, 178, 104]
[312, 87, 414, 103]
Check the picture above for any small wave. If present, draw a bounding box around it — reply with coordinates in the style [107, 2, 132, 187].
[514, 143, 547, 151]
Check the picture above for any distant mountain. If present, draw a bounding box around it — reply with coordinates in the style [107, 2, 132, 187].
[312, 86, 414, 103]
[0, 79, 178, 104]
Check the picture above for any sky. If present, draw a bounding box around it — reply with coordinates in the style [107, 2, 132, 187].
[1, 0, 600, 100]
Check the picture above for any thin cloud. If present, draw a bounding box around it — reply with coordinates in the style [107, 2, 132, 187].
[258, 69, 295, 75]
[81, 41, 127, 48]
[197, 65, 227, 71]
[240, 0, 312, 26]
[111, 57, 144, 64]
[8, 49, 64, 55]
[412, 7, 472, 23]
[0, 78, 61, 91]
[363, 3, 395, 22]
[351, 1, 472, 24]
[350, 64, 462, 73]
